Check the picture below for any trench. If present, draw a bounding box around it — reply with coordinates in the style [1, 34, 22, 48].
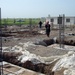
[0, 52, 55, 75]
[0, 30, 41, 37]
[56, 39, 75, 46]
[35, 39, 75, 47]
[1, 31, 75, 46]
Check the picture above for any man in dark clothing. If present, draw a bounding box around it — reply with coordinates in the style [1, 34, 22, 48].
[45, 21, 51, 37]
[39, 21, 42, 28]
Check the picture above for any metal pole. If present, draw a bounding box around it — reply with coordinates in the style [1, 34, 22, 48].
[59, 15, 62, 48]
[0, 8, 3, 75]
[62, 14, 65, 48]
[59, 14, 65, 48]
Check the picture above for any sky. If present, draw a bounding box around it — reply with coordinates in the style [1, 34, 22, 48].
[0, 0, 75, 18]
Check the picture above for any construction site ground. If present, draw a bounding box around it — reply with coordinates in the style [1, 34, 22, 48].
[1, 25, 75, 75]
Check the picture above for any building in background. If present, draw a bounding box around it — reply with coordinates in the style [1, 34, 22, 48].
[46, 16, 75, 26]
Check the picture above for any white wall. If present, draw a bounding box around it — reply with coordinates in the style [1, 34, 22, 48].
[46, 16, 75, 26]
[65, 17, 75, 26]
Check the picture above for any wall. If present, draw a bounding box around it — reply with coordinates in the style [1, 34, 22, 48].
[46, 16, 75, 26]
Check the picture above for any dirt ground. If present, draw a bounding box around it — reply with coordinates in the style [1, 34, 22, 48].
[2, 26, 75, 56]
[1, 25, 75, 75]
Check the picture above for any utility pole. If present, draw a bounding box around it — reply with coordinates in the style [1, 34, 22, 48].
[0, 8, 3, 75]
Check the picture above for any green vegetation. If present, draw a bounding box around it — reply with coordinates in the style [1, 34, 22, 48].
[1, 18, 45, 26]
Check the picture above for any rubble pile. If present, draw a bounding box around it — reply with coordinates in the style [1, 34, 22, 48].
[34, 39, 54, 46]
[56, 39, 75, 46]
[52, 51, 75, 75]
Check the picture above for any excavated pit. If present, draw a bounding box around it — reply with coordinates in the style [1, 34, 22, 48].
[1, 38, 75, 75]
[1, 32, 75, 46]
[0, 52, 55, 75]
[1, 29, 75, 46]
[1, 26, 75, 75]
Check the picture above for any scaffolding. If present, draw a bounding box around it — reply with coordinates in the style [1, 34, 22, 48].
[0, 8, 3, 75]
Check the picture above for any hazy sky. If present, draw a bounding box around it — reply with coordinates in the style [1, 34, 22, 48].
[0, 0, 75, 18]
